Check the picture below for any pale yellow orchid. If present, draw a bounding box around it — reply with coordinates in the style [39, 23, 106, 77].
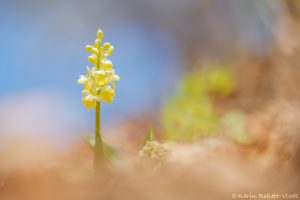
[78, 29, 120, 109]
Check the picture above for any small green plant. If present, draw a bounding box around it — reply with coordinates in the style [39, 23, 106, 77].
[139, 127, 169, 163]
[142, 126, 156, 146]
[162, 65, 234, 141]
[78, 29, 120, 173]
[162, 65, 253, 144]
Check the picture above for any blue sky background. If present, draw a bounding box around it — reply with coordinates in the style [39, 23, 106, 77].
[0, 0, 185, 144]
[0, 0, 282, 144]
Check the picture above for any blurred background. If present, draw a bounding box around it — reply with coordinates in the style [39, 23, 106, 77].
[1, 1, 300, 199]
[0, 0, 299, 146]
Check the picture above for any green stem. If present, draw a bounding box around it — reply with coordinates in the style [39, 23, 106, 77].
[94, 101, 104, 174]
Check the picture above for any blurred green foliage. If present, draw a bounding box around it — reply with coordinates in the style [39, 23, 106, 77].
[163, 95, 218, 140]
[162, 65, 245, 142]
[207, 67, 235, 97]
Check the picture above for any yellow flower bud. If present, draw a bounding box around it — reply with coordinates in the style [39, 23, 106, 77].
[94, 39, 100, 48]
[103, 42, 111, 49]
[88, 54, 97, 65]
[85, 45, 93, 52]
[97, 29, 103, 40]
[102, 43, 114, 56]
[102, 59, 113, 69]
[92, 48, 98, 55]
[104, 46, 114, 57]
[85, 44, 98, 54]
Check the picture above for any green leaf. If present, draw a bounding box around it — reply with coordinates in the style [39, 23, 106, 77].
[143, 126, 156, 146]
[83, 135, 122, 162]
